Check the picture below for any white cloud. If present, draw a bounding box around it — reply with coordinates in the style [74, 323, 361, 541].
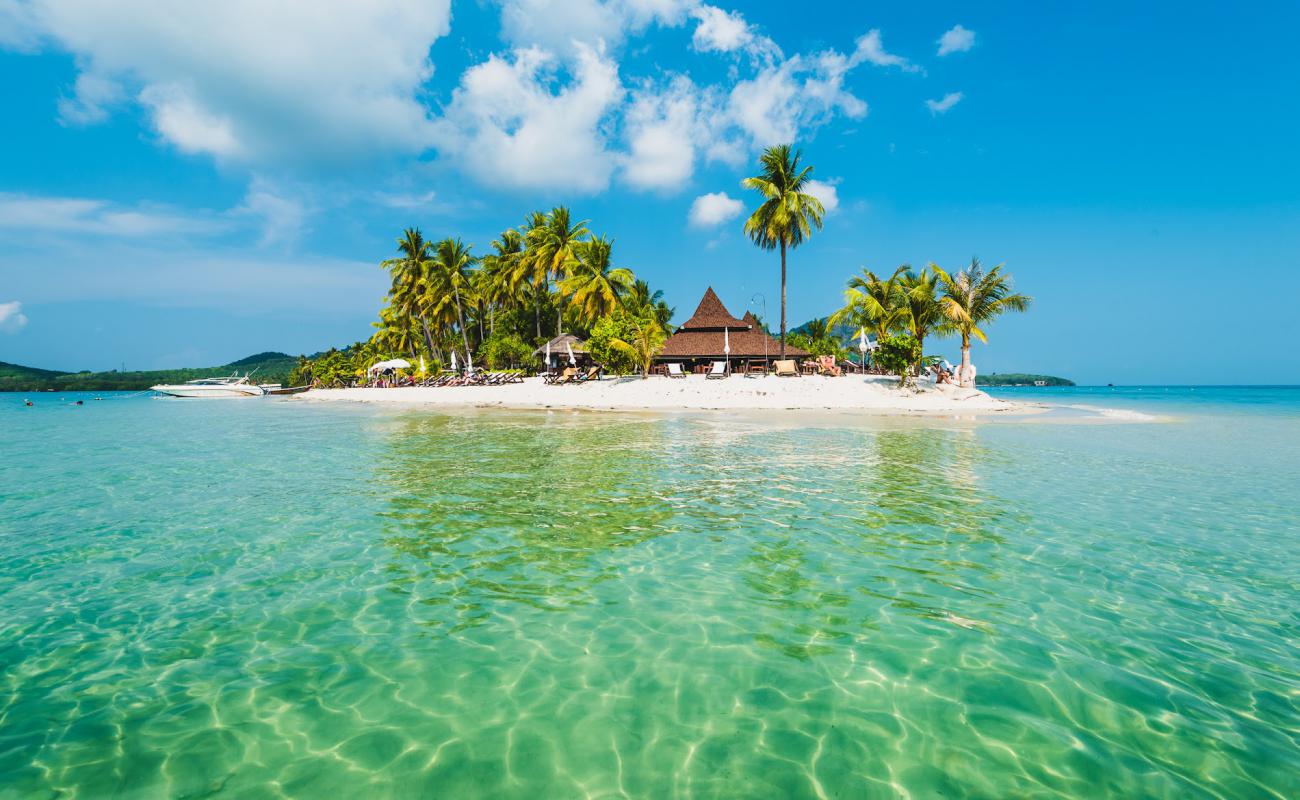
[850, 29, 921, 73]
[688, 191, 743, 227]
[0, 301, 29, 333]
[499, 0, 695, 53]
[727, 50, 867, 147]
[0, 192, 227, 238]
[431, 44, 624, 193]
[926, 91, 964, 115]
[937, 24, 975, 56]
[623, 75, 701, 190]
[235, 182, 307, 247]
[14, 0, 451, 167]
[689, 5, 780, 64]
[803, 179, 839, 213]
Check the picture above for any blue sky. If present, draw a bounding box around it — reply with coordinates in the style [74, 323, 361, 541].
[1, 1, 1297, 384]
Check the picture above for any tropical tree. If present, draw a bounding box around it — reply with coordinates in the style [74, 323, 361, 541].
[610, 315, 667, 378]
[430, 237, 477, 368]
[558, 235, 634, 325]
[932, 258, 1032, 386]
[828, 265, 908, 343]
[480, 229, 524, 336]
[628, 278, 674, 328]
[897, 268, 947, 370]
[529, 206, 590, 332]
[380, 227, 436, 355]
[741, 144, 825, 358]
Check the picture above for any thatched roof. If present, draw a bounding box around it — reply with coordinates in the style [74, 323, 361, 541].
[533, 333, 589, 357]
[659, 288, 807, 359]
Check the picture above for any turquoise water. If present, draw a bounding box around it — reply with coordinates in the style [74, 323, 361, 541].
[2, 388, 1297, 798]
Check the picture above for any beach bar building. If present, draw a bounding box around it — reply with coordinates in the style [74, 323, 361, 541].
[657, 287, 807, 373]
[534, 333, 593, 371]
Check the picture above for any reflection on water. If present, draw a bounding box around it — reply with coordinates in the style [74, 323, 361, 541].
[1, 398, 1297, 798]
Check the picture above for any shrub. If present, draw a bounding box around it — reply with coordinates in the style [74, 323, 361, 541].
[587, 310, 643, 375]
[873, 334, 922, 386]
[481, 332, 535, 370]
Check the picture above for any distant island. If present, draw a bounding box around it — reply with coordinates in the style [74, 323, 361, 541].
[976, 373, 1074, 387]
[0, 352, 300, 392]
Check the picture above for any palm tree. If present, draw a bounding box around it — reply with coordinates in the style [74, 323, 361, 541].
[430, 238, 477, 368]
[480, 229, 524, 336]
[629, 279, 674, 328]
[558, 235, 635, 325]
[741, 144, 825, 358]
[381, 228, 436, 355]
[898, 268, 946, 372]
[516, 210, 553, 340]
[611, 317, 667, 378]
[933, 258, 1032, 387]
[531, 206, 590, 332]
[828, 265, 908, 343]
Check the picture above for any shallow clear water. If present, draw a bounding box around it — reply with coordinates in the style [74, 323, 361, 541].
[2, 388, 1297, 798]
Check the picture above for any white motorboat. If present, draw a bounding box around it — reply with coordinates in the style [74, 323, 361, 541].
[151, 375, 266, 398]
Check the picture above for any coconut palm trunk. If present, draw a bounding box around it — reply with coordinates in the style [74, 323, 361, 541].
[959, 333, 972, 387]
[779, 238, 787, 358]
[452, 285, 472, 369]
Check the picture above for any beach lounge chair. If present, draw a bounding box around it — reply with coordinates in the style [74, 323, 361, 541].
[705, 360, 728, 379]
[773, 359, 800, 377]
[548, 367, 578, 386]
[665, 363, 687, 379]
[576, 366, 601, 383]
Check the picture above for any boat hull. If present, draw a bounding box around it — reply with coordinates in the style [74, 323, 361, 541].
[151, 384, 265, 398]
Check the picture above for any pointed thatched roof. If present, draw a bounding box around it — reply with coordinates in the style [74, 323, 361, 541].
[659, 288, 807, 359]
[533, 333, 588, 357]
[677, 287, 749, 331]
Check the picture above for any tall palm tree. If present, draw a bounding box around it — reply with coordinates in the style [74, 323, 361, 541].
[741, 144, 825, 358]
[828, 265, 908, 342]
[933, 258, 1032, 387]
[898, 268, 946, 371]
[516, 210, 553, 340]
[629, 279, 674, 327]
[381, 228, 436, 355]
[531, 206, 590, 332]
[480, 229, 524, 336]
[558, 235, 635, 325]
[430, 238, 477, 368]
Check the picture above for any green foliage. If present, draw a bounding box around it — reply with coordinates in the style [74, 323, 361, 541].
[873, 335, 922, 386]
[978, 373, 1074, 387]
[481, 332, 535, 370]
[586, 311, 641, 375]
[787, 317, 843, 357]
[0, 353, 298, 392]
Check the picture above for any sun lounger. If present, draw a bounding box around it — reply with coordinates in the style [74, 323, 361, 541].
[705, 360, 728, 379]
[773, 359, 800, 377]
[548, 367, 578, 386]
[575, 366, 601, 383]
[665, 363, 687, 379]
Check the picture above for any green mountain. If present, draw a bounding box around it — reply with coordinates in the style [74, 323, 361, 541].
[0, 352, 300, 392]
[976, 373, 1074, 387]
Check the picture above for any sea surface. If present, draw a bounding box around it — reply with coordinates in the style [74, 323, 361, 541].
[1, 387, 1297, 798]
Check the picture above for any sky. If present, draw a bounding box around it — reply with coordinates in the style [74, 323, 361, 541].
[1, 0, 1297, 385]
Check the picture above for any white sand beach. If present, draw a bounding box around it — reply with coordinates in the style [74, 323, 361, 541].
[300, 374, 1026, 414]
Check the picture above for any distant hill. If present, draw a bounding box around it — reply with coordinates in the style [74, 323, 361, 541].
[977, 373, 1074, 387]
[0, 352, 300, 392]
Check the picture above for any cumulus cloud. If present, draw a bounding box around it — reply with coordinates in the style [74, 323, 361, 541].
[728, 49, 868, 147]
[850, 29, 921, 73]
[937, 24, 975, 56]
[623, 75, 702, 190]
[688, 191, 743, 227]
[12, 0, 452, 167]
[0, 301, 29, 333]
[431, 44, 624, 193]
[803, 179, 839, 213]
[926, 91, 964, 115]
[499, 0, 695, 53]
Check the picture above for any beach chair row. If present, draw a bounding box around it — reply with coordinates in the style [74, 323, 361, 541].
[420, 371, 525, 387]
[544, 366, 601, 385]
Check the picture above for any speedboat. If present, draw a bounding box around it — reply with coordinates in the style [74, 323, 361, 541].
[151, 375, 266, 398]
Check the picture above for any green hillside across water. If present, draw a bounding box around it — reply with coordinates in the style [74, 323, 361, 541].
[0, 352, 299, 392]
[976, 373, 1075, 387]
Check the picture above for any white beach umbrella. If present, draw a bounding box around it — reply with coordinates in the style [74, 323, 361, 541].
[858, 328, 868, 352]
[544, 341, 552, 371]
[465, 350, 474, 375]
[419, 356, 427, 375]
[566, 341, 576, 366]
[450, 350, 458, 372]
[724, 327, 730, 355]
